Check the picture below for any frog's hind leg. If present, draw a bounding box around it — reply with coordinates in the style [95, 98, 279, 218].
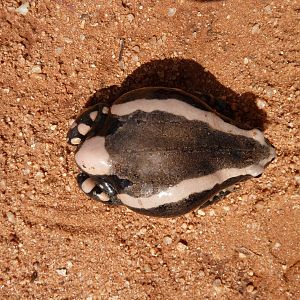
[77, 172, 119, 205]
[199, 188, 235, 209]
[67, 104, 109, 146]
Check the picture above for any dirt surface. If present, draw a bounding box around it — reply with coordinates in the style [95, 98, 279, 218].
[1, 0, 299, 299]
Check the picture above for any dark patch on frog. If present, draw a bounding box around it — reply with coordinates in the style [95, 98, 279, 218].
[104, 110, 270, 198]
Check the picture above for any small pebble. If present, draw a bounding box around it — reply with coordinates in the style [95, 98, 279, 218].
[56, 268, 67, 276]
[223, 206, 230, 212]
[246, 283, 254, 293]
[163, 236, 173, 245]
[168, 8, 176, 17]
[209, 209, 216, 216]
[294, 176, 300, 185]
[127, 14, 134, 22]
[66, 261, 73, 269]
[35, 171, 44, 180]
[131, 55, 139, 63]
[31, 66, 42, 74]
[176, 241, 188, 252]
[64, 37, 73, 44]
[265, 86, 275, 98]
[198, 270, 205, 277]
[197, 209, 206, 216]
[256, 99, 267, 109]
[251, 24, 261, 34]
[255, 201, 264, 210]
[273, 242, 281, 250]
[7, 211, 16, 223]
[16, 2, 29, 15]
[212, 278, 223, 292]
[137, 227, 147, 235]
[144, 264, 152, 272]
[238, 252, 247, 259]
[264, 5, 272, 14]
[181, 223, 188, 230]
[132, 45, 140, 52]
[55, 47, 63, 55]
[243, 57, 249, 65]
[0, 180, 6, 190]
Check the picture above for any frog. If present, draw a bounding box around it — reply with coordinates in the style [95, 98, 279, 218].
[67, 87, 276, 217]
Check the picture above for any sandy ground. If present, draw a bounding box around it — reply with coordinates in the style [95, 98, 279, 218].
[1, 0, 299, 299]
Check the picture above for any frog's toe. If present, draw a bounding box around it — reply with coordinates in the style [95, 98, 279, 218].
[67, 104, 109, 146]
[77, 173, 111, 203]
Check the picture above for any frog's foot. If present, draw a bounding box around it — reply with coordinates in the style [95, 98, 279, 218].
[77, 172, 113, 204]
[199, 187, 235, 209]
[67, 103, 110, 146]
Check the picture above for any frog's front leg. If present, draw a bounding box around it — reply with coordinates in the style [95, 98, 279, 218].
[77, 172, 121, 205]
[67, 103, 109, 146]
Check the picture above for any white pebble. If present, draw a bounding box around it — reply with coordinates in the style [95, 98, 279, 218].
[64, 37, 73, 44]
[176, 241, 188, 252]
[16, 2, 30, 15]
[246, 284, 254, 293]
[243, 57, 249, 65]
[251, 24, 261, 34]
[168, 8, 176, 17]
[55, 47, 63, 55]
[131, 55, 139, 63]
[256, 99, 267, 109]
[127, 14, 134, 22]
[31, 65, 42, 74]
[0, 180, 6, 190]
[197, 209, 205, 216]
[213, 278, 223, 292]
[209, 209, 216, 216]
[264, 5, 272, 14]
[163, 236, 173, 245]
[35, 171, 44, 180]
[7, 211, 16, 223]
[132, 45, 140, 52]
[265, 87, 275, 98]
[56, 268, 67, 276]
[273, 242, 281, 250]
[137, 227, 147, 235]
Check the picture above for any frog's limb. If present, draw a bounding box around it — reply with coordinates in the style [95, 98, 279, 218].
[77, 172, 120, 205]
[67, 103, 109, 145]
[199, 187, 235, 209]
